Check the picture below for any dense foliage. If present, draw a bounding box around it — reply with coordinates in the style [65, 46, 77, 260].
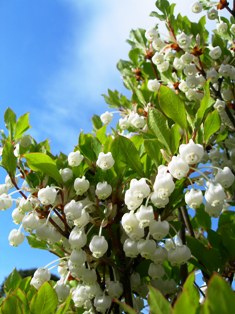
[1, 0, 235, 313]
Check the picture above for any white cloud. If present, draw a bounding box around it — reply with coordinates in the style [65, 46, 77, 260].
[36, 0, 214, 152]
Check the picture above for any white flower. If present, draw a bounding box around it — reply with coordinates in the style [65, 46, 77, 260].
[191, 2, 202, 13]
[89, 235, 108, 258]
[0, 184, 8, 195]
[137, 239, 156, 259]
[152, 37, 165, 51]
[31, 268, 51, 289]
[215, 167, 235, 188]
[12, 207, 24, 224]
[151, 192, 169, 208]
[123, 238, 139, 257]
[168, 155, 189, 180]
[129, 178, 151, 200]
[147, 79, 160, 92]
[8, 229, 25, 246]
[148, 263, 165, 279]
[173, 57, 184, 70]
[64, 200, 83, 220]
[100, 111, 113, 125]
[106, 281, 123, 299]
[119, 116, 129, 130]
[38, 186, 57, 205]
[59, 168, 73, 182]
[168, 245, 191, 265]
[217, 21, 228, 34]
[145, 27, 159, 41]
[209, 46, 222, 60]
[95, 182, 112, 200]
[205, 202, 223, 217]
[149, 220, 169, 240]
[213, 99, 225, 112]
[136, 205, 154, 228]
[128, 113, 146, 129]
[158, 60, 169, 72]
[0, 194, 13, 210]
[97, 152, 115, 170]
[207, 8, 218, 20]
[205, 182, 226, 207]
[185, 189, 203, 209]
[55, 281, 70, 302]
[153, 173, 175, 199]
[22, 212, 40, 231]
[121, 212, 145, 241]
[124, 189, 143, 211]
[151, 247, 168, 264]
[152, 52, 164, 65]
[184, 64, 198, 76]
[179, 139, 204, 164]
[74, 176, 90, 195]
[176, 32, 191, 49]
[94, 294, 112, 313]
[68, 151, 84, 167]
[69, 227, 87, 249]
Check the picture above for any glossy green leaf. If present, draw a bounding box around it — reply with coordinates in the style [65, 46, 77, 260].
[30, 282, 58, 314]
[111, 135, 144, 176]
[55, 295, 72, 314]
[144, 138, 162, 166]
[92, 114, 103, 130]
[170, 124, 181, 154]
[195, 81, 214, 126]
[158, 86, 187, 130]
[4, 269, 22, 294]
[202, 274, 235, 314]
[79, 133, 101, 162]
[24, 152, 62, 183]
[173, 273, 199, 314]
[148, 108, 171, 153]
[27, 235, 48, 250]
[4, 108, 16, 140]
[148, 286, 172, 314]
[1, 294, 24, 314]
[1, 140, 17, 176]
[203, 110, 220, 143]
[15, 113, 31, 140]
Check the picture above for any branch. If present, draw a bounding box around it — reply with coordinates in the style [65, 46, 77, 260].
[180, 206, 195, 238]
[178, 208, 188, 284]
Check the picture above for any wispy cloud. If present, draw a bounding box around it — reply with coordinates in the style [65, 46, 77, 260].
[34, 0, 208, 152]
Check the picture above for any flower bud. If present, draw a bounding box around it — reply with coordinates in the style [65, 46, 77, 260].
[59, 168, 73, 182]
[191, 2, 202, 13]
[147, 79, 160, 92]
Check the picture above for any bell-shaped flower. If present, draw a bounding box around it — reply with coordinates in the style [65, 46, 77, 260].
[148, 263, 165, 279]
[123, 238, 139, 258]
[147, 79, 160, 92]
[153, 173, 175, 199]
[94, 294, 112, 313]
[0, 194, 13, 210]
[38, 186, 57, 205]
[59, 168, 73, 182]
[96, 152, 115, 170]
[151, 246, 168, 264]
[215, 167, 235, 188]
[89, 235, 108, 258]
[179, 139, 204, 165]
[106, 280, 123, 299]
[136, 205, 154, 228]
[168, 155, 189, 180]
[129, 178, 151, 200]
[8, 229, 25, 246]
[124, 189, 143, 211]
[95, 182, 112, 200]
[205, 182, 226, 207]
[64, 200, 83, 221]
[150, 191, 169, 208]
[149, 220, 169, 240]
[55, 281, 70, 302]
[185, 189, 203, 209]
[74, 176, 90, 195]
[100, 111, 113, 125]
[137, 239, 156, 259]
[69, 227, 87, 249]
[68, 151, 84, 167]
[168, 245, 191, 266]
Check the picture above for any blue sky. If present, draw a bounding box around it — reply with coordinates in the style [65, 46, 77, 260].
[0, 0, 211, 283]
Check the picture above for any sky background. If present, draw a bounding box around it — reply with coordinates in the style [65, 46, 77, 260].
[0, 0, 216, 283]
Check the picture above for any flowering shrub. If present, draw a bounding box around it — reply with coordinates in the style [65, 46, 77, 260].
[1, 0, 235, 312]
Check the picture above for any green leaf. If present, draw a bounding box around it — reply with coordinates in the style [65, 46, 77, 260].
[102, 89, 131, 109]
[202, 274, 235, 314]
[173, 273, 199, 314]
[1, 140, 17, 176]
[15, 113, 31, 140]
[192, 207, 211, 230]
[79, 133, 101, 162]
[195, 81, 214, 126]
[218, 211, 235, 258]
[1, 295, 24, 314]
[203, 110, 220, 143]
[24, 152, 62, 183]
[92, 114, 103, 130]
[170, 124, 181, 154]
[148, 286, 172, 314]
[111, 135, 144, 176]
[158, 85, 187, 130]
[144, 138, 162, 166]
[4, 269, 22, 293]
[148, 108, 171, 153]
[27, 235, 48, 250]
[4, 108, 16, 140]
[55, 295, 72, 314]
[114, 299, 137, 314]
[30, 282, 58, 314]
